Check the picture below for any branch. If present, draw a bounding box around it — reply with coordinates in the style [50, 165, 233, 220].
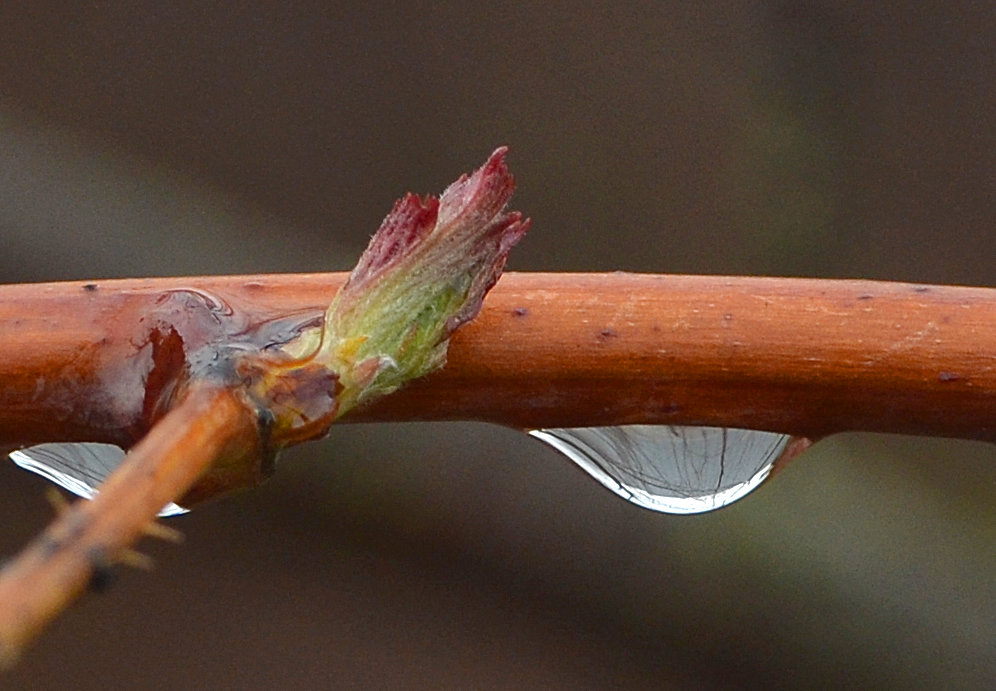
[1, 272, 994, 443]
[0, 271, 993, 662]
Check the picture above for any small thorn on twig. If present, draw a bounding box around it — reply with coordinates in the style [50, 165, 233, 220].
[84, 546, 154, 594]
[142, 521, 184, 544]
[117, 549, 155, 571]
[44, 487, 70, 515]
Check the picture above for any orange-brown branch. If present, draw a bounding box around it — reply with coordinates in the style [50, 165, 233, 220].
[0, 271, 993, 663]
[0, 272, 994, 443]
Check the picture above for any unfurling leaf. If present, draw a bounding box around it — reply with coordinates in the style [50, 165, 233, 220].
[316, 147, 529, 414]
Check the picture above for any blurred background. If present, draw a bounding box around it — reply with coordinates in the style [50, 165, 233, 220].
[1, 2, 993, 688]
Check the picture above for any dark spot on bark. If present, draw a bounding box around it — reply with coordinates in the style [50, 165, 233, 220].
[938, 371, 960, 382]
[83, 283, 98, 292]
[86, 547, 116, 594]
[38, 534, 64, 559]
[598, 328, 618, 340]
[63, 511, 88, 541]
[857, 293, 873, 300]
[512, 307, 528, 317]
[914, 286, 930, 293]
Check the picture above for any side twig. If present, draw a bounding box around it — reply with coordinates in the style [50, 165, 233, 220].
[0, 384, 260, 666]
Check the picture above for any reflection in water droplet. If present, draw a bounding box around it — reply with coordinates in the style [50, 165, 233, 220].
[529, 425, 793, 514]
[9, 443, 188, 517]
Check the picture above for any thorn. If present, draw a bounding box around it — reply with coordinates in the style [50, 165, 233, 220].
[84, 544, 156, 594]
[142, 521, 184, 544]
[117, 549, 155, 571]
[44, 487, 70, 515]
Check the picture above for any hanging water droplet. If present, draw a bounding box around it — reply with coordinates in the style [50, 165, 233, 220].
[529, 425, 799, 514]
[8, 443, 188, 517]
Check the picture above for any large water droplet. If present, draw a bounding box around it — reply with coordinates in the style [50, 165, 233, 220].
[8, 443, 188, 517]
[529, 425, 798, 514]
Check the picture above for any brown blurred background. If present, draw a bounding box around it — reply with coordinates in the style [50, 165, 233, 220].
[1, 2, 993, 688]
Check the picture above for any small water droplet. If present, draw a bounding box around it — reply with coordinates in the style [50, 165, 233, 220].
[529, 425, 797, 514]
[9, 443, 188, 517]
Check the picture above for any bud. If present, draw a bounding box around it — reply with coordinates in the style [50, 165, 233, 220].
[315, 147, 529, 414]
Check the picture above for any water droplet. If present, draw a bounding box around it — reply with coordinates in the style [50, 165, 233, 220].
[8, 443, 188, 517]
[529, 425, 797, 514]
